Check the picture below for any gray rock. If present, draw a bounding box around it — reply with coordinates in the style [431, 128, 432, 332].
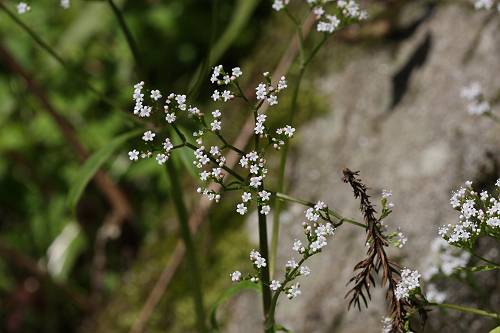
[226, 4, 500, 333]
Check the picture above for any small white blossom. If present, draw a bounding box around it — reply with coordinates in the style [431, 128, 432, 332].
[260, 205, 271, 215]
[60, 0, 70, 9]
[299, 266, 311, 276]
[128, 150, 139, 161]
[258, 191, 271, 201]
[287, 283, 301, 299]
[270, 280, 281, 291]
[17, 2, 30, 14]
[165, 112, 176, 123]
[236, 203, 248, 215]
[156, 153, 168, 165]
[230, 271, 242, 282]
[150, 89, 162, 101]
[142, 130, 156, 142]
[242, 192, 252, 203]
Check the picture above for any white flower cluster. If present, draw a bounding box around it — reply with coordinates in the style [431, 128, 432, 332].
[439, 179, 500, 245]
[211, 65, 242, 102]
[255, 74, 287, 107]
[286, 282, 301, 299]
[272, 0, 367, 34]
[250, 249, 267, 268]
[460, 82, 492, 116]
[272, 125, 296, 150]
[394, 268, 421, 300]
[422, 237, 471, 280]
[472, 0, 500, 10]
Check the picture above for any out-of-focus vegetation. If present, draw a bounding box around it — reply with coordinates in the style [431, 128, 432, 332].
[0, 0, 276, 331]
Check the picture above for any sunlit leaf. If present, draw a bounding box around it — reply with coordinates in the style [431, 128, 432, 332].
[46, 221, 86, 282]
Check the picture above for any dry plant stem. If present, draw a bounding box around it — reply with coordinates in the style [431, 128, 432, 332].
[130, 14, 316, 332]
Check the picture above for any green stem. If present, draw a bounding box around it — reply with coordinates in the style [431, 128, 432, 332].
[463, 248, 500, 267]
[165, 160, 207, 333]
[274, 192, 365, 229]
[429, 302, 500, 320]
[270, 33, 329, 277]
[106, 0, 142, 72]
[258, 207, 273, 333]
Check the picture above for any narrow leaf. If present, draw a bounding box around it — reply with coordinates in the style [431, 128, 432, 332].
[67, 129, 140, 209]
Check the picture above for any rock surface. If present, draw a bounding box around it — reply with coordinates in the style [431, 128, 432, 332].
[227, 4, 500, 332]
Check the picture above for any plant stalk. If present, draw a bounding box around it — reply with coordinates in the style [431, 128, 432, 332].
[165, 160, 207, 332]
[430, 302, 500, 319]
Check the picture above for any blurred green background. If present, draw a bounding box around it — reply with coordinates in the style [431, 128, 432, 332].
[0, 0, 276, 331]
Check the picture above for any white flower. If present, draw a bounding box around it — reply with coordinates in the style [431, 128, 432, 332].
[150, 89, 162, 101]
[128, 150, 139, 161]
[394, 268, 420, 300]
[212, 109, 221, 118]
[256, 83, 267, 100]
[258, 191, 271, 201]
[211, 65, 223, 83]
[299, 266, 311, 276]
[232, 67, 242, 78]
[272, 0, 289, 11]
[467, 101, 490, 115]
[236, 203, 248, 215]
[242, 192, 252, 203]
[473, 0, 494, 10]
[212, 90, 220, 101]
[382, 189, 392, 198]
[277, 76, 287, 91]
[287, 283, 301, 299]
[250, 176, 262, 188]
[255, 256, 267, 268]
[305, 207, 319, 222]
[461, 82, 482, 101]
[292, 239, 303, 253]
[286, 259, 298, 269]
[60, 0, 70, 9]
[222, 90, 233, 102]
[260, 205, 271, 215]
[230, 271, 242, 282]
[317, 15, 340, 33]
[314, 201, 326, 210]
[17, 2, 30, 14]
[163, 138, 174, 152]
[267, 95, 278, 106]
[142, 130, 156, 142]
[139, 106, 152, 118]
[211, 120, 222, 131]
[239, 156, 249, 168]
[165, 112, 176, 123]
[156, 153, 168, 165]
[270, 280, 281, 291]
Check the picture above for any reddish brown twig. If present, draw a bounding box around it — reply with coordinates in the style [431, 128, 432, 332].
[342, 168, 409, 332]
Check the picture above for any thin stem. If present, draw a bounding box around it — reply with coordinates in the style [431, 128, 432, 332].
[274, 192, 365, 229]
[270, 34, 329, 276]
[429, 302, 500, 320]
[463, 248, 500, 267]
[106, 0, 142, 72]
[165, 161, 207, 333]
[258, 207, 273, 333]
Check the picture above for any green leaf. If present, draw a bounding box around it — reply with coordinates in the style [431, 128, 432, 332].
[489, 326, 500, 333]
[46, 221, 87, 282]
[210, 281, 261, 331]
[67, 129, 140, 210]
[275, 324, 293, 332]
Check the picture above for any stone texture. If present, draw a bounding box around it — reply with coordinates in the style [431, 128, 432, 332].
[226, 4, 500, 333]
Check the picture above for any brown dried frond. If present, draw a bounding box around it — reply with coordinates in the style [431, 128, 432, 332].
[342, 168, 409, 332]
